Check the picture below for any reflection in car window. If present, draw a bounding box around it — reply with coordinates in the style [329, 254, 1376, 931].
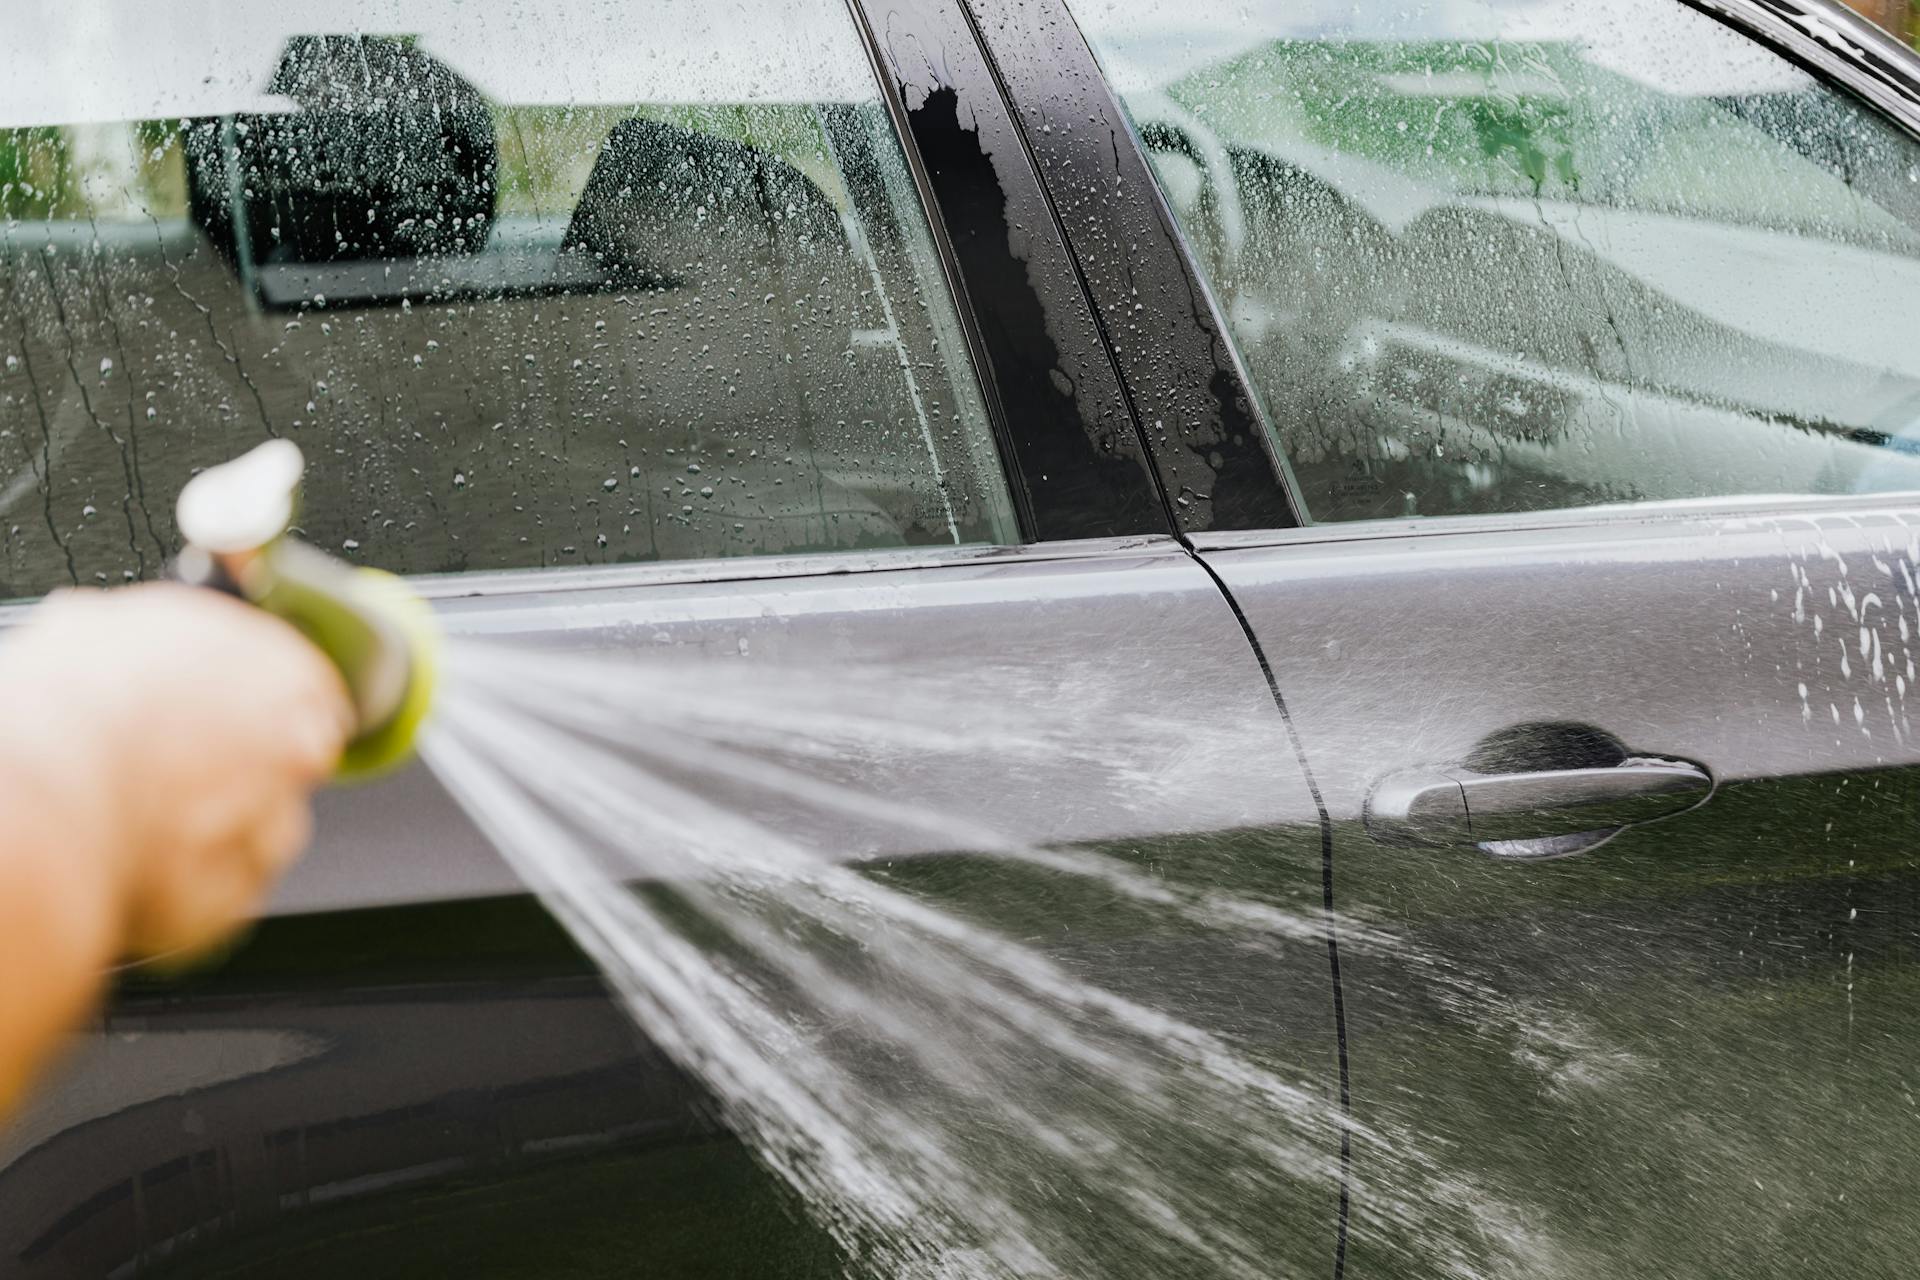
[0, 1, 1016, 596]
[1070, 0, 1920, 522]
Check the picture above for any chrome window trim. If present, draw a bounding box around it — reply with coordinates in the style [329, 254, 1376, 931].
[1686, 0, 1920, 140]
[409, 534, 1184, 600]
[1189, 492, 1920, 553]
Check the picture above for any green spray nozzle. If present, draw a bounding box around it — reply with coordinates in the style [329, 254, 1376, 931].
[175, 441, 439, 779]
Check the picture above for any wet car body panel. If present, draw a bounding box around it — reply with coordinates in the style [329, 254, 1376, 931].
[1203, 506, 1920, 1276]
[5, 0, 1920, 1277]
[0, 537, 1335, 1278]
[276, 537, 1323, 916]
[977, 0, 1920, 1270]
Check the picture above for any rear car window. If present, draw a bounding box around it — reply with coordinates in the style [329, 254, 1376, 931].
[1068, 0, 1920, 523]
[0, 1, 1018, 596]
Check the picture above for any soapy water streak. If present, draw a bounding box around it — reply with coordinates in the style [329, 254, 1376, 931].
[420, 641, 1550, 1279]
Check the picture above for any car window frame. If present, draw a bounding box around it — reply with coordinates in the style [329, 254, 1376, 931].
[0, 0, 1180, 614]
[972, 0, 1920, 545]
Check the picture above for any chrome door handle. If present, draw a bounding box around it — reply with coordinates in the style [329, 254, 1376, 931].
[1365, 757, 1712, 858]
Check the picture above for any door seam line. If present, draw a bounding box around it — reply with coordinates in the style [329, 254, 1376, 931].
[1185, 543, 1352, 1280]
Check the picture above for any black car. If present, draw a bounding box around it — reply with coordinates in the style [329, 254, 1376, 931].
[4, 0, 1920, 1275]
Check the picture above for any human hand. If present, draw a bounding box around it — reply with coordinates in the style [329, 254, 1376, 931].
[0, 582, 353, 960]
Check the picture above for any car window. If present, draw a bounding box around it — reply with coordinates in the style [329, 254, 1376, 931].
[0, 0, 1018, 597]
[1068, 0, 1920, 523]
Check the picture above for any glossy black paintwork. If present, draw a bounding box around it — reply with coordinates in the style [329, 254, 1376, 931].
[0, 532, 1336, 1278]
[848, 0, 1171, 541]
[7, 0, 1920, 1276]
[957, 0, 1302, 533]
[0, 897, 842, 1278]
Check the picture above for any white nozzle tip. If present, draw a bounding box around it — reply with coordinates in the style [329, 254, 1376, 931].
[177, 440, 306, 554]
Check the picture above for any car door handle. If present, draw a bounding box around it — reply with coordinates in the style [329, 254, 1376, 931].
[1365, 757, 1712, 858]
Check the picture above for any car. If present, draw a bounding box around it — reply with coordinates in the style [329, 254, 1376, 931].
[2, 0, 1919, 1275]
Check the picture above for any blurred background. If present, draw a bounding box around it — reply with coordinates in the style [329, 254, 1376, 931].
[1842, 0, 1913, 44]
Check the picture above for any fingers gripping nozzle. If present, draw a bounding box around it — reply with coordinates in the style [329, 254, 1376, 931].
[174, 441, 439, 778]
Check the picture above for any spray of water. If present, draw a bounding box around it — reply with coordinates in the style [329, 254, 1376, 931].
[417, 640, 1557, 1279]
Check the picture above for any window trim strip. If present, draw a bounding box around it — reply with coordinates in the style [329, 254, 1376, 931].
[956, 0, 1306, 536]
[1684, 0, 1920, 141]
[842, 0, 1174, 543]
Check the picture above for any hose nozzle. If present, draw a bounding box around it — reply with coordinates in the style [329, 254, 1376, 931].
[175, 441, 438, 778]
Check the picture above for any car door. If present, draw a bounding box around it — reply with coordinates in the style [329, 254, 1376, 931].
[1037, 0, 1920, 1275]
[0, 2, 1344, 1278]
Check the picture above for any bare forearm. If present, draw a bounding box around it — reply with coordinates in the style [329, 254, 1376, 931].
[0, 585, 348, 1124]
[0, 723, 121, 1118]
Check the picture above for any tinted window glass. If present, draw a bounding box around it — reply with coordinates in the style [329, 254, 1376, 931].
[0, 0, 1016, 596]
[1071, 0, 1920, 522]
